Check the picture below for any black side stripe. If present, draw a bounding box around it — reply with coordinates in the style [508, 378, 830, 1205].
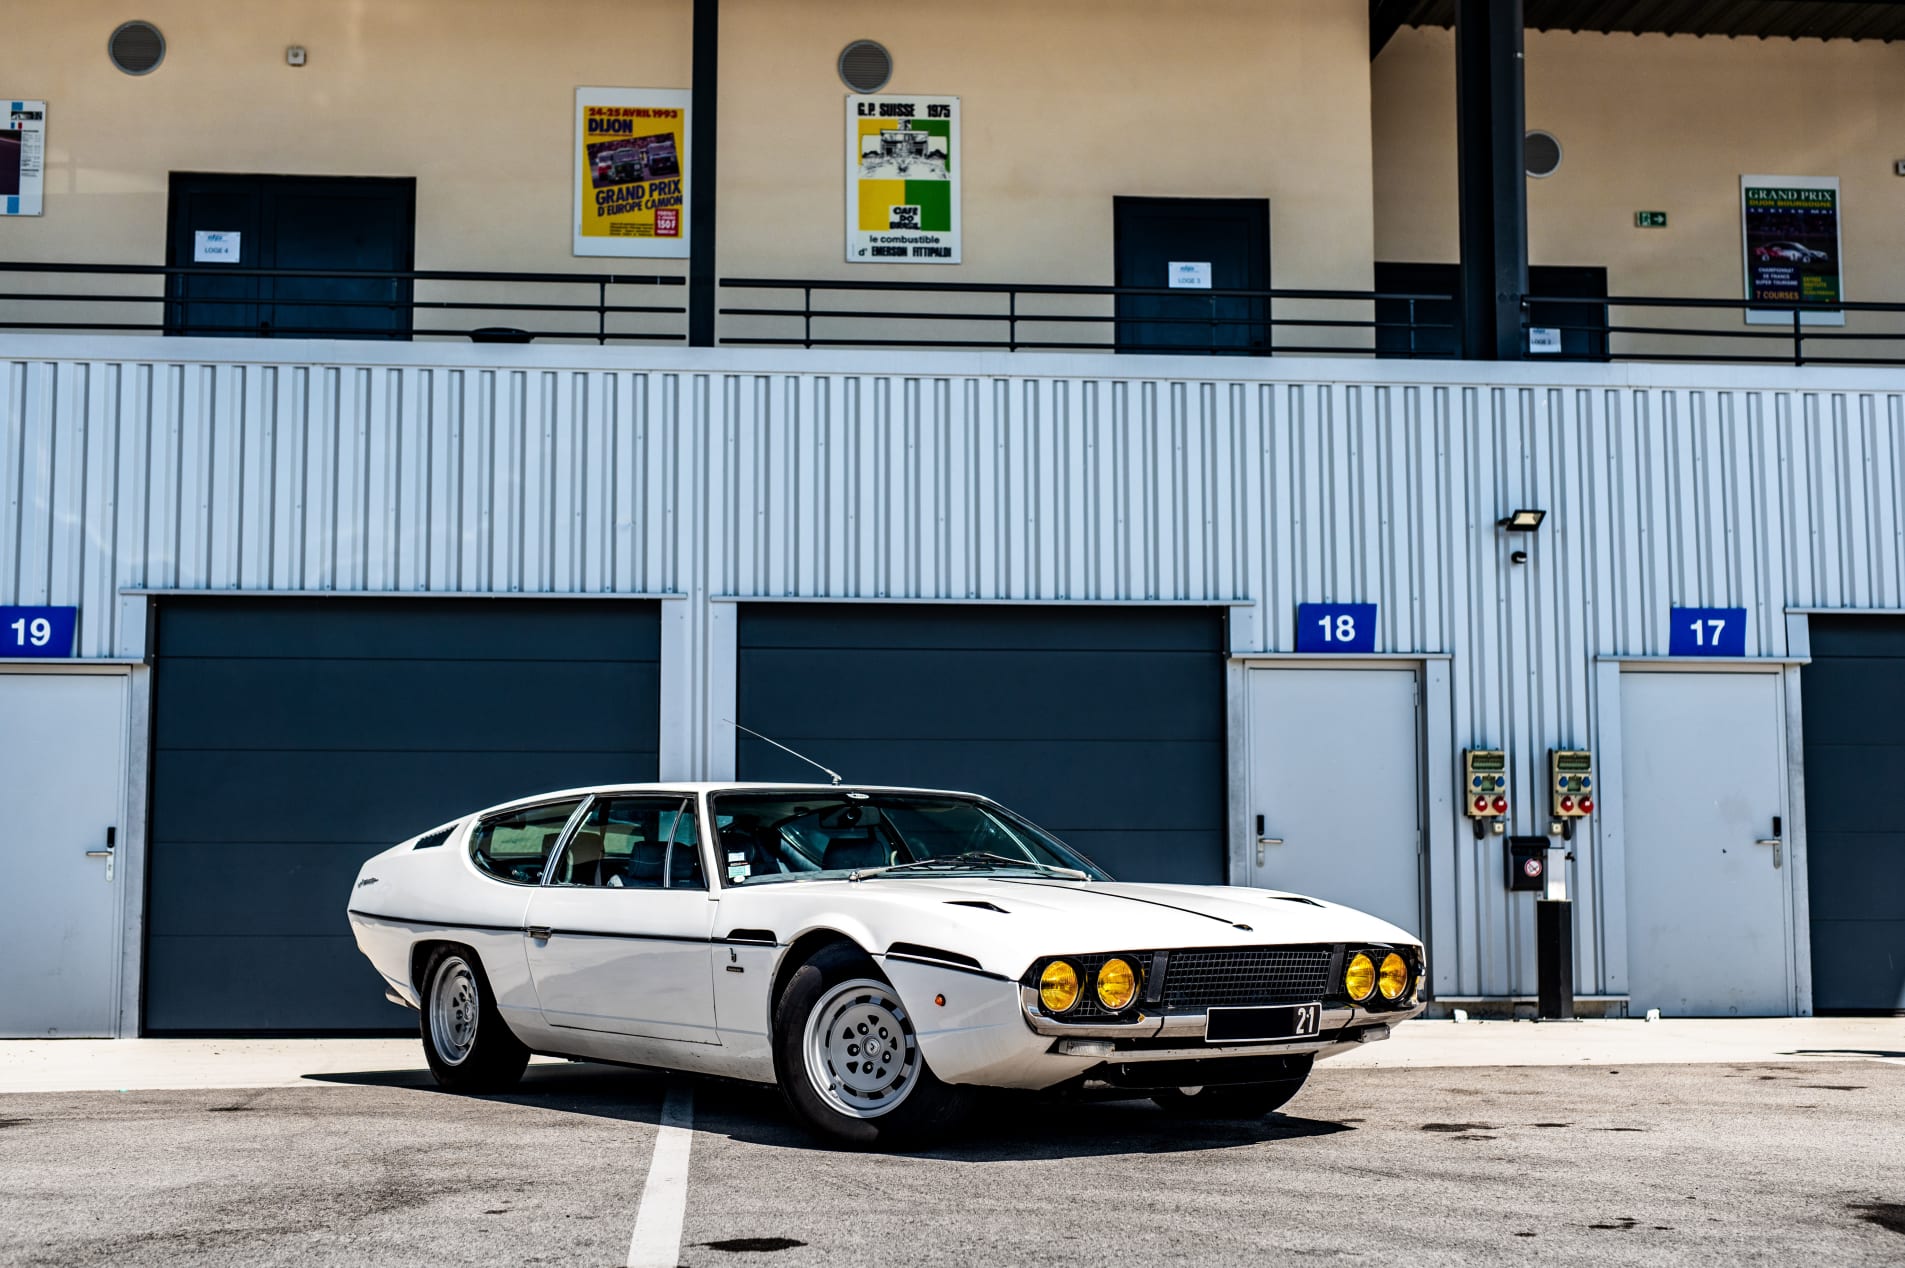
[348, 910, 713, 945]
[348, 910, 521, 935]
[884, 942, 1010, 981]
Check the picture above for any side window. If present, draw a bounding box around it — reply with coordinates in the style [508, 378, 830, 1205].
[469, 800, 582, 884]
[550, 796, 706, 891]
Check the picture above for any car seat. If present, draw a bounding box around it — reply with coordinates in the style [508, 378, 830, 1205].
[820, 830, 888, 873]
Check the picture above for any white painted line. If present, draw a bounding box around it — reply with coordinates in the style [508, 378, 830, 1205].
[627, 1084, 695, 1268]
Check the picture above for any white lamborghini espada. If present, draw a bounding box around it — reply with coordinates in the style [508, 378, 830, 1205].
[347, 782, 1425, 1147]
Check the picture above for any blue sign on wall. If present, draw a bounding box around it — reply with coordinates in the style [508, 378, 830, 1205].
[1668, 606, 1747, 657]
[1296, 602, 1378, 653]
[0, 606, 78, 658]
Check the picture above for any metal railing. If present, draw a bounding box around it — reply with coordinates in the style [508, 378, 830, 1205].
[0, 261, 687, 343]
[718, 277, 1457, 356]
[1523, 294, 1905, 366]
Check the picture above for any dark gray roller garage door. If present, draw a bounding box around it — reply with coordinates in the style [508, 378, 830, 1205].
[147, 597, 661, 1033]
[1802, 617, 1905, 1012]
[736, 605, 1227, 883]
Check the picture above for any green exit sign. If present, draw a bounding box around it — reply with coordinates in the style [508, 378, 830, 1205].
[1635, 210, 1668, 228]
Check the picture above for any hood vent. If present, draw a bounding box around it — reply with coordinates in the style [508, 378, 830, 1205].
[945, 900, 1008, 913]
[1271, 895, 1323, 907]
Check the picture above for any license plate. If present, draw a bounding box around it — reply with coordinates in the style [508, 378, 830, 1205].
[1204, 1002, 1322, 1043]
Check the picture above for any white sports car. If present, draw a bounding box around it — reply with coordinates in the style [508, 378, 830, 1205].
[347, 782, 1425, 1147]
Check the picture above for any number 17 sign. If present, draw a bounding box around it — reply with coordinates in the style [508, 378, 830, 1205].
[1296, 603, 1378, 654]
[1, 606, 78, 658]
[1668, 606, 1746, 657]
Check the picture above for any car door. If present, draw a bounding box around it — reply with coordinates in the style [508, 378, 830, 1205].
[523, 794, 720, 1044]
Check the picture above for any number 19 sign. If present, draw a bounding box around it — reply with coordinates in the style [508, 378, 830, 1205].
[1668, 606, 1746, 657]
[1296, 603, 1378, 654]
[1, 606, 78, 658]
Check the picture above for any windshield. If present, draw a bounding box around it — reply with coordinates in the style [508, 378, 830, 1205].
[709, 791, 1111, 886]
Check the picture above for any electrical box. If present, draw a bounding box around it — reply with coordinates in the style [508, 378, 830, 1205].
[1506, 836, 1546, 891]
[1551, 749, 1595, 819]
[1464, 749, 1509, 824]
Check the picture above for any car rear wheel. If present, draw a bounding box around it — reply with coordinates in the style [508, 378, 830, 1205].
[419, 946, 528, 1092]
[1152, 1072, 1309, 1119]
[772, 942, 971, 1149]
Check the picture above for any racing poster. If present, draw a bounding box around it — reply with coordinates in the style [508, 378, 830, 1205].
[847, 95, 960, 264]
[1, 100, 46, 216]
[1741, 175, 1842, 325]
[574, 87, 689, 259]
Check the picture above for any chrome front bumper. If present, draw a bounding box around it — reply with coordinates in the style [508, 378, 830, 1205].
[1018, 984, 1422, 1051]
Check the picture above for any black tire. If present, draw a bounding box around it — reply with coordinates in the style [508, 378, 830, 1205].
[418, 945, 529, 1092]
[1152, 1072, 1310, 1119]
[772, 942, 972, 1149]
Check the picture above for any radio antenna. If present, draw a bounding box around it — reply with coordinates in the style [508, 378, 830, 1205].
[727, 721, 844, 786]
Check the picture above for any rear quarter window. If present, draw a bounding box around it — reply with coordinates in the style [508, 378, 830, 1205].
[470, 800, 583, 884]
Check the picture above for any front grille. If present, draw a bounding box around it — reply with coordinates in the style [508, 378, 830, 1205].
[1159, 945, 1334, 1011]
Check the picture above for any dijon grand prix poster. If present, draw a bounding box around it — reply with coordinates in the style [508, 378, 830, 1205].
[574, 87, 690, 259]
[846, 95, 960, 263]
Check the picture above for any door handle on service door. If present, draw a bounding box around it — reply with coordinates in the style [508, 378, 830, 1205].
[83, 827, 115, 881]
[1254, 816, 1283, 866]
[1755, 816, 1783, 868]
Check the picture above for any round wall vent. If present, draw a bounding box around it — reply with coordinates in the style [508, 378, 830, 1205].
[838, 40, 893, 94]
[1525, 130, 1563, 178]
[108, 20, 166, 75]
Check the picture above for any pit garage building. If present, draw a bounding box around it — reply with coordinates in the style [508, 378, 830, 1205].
[4, 0, 1905, 1034]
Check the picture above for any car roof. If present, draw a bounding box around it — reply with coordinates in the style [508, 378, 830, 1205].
[474, 781, 984, 818]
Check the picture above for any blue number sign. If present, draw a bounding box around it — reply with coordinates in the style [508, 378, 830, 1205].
[0, 606, 78, 658]
[1668, 607, 1746, 657]
[1296, 603, 1378, 654]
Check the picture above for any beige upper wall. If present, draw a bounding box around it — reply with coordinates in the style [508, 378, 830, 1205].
[0, 0, 691, 272]
[719, 0, 1374, 293]
[1, 0, 1375, 298]
[1374, 25, 1905, 305]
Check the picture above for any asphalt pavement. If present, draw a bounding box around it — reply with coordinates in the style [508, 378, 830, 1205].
[3, 1053, 1902, 1267]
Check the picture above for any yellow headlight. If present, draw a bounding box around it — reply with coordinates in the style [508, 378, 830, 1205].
[1040, 960, 1081, 1012]
[1095, 957, 1139, 1011]
[1344, 952, 1376, 1002]
[1377, 952, 1409, 1001]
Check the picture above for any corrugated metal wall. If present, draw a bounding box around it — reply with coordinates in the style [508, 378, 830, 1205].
[7, 335, 1905, 999]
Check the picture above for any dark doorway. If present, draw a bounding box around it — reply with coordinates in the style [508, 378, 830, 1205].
[145, 596, 663, 1033]
[1374, 262, 1608, 360]
[165, 173, 416, 339]
[1801, 616, 1905, 1013]
[1113, 197, 1269, 355]
[736, 604, 1228, 885]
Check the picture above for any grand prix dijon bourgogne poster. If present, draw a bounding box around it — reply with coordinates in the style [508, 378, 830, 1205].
[1740, 175, 1842, 325]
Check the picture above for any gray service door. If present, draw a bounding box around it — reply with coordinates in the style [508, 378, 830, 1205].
[147, 597, 661, 1033]
[1621, 672, 1794, 1016]
[735, 605, 1227, 883]
[1245, 666, 1422, 934]
[1802, 617, 1905, 1011]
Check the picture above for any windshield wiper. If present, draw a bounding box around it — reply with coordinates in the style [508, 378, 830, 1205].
[861, 851, 1089, 881]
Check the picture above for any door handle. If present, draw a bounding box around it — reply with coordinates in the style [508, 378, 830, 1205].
[84, 827, 116, 880]
[1754, 839, 1783, 869]
[1255, 837, 1283, 866]
[526, 926, 553, 940]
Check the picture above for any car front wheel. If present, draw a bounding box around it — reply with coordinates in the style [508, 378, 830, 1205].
[419, 946, 529, 1092]
[772, 942, 971, 1148]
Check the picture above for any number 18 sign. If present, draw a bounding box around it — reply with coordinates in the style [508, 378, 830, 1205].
[1, 606, 78, 658]
[1296, 602, 1378, 654]
[1668, 606, 1746, 657]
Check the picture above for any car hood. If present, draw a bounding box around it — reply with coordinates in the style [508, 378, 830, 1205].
[740, 874, 1420, 980]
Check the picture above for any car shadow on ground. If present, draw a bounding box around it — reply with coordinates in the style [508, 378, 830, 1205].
[307, 1061, 1356, 1160]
